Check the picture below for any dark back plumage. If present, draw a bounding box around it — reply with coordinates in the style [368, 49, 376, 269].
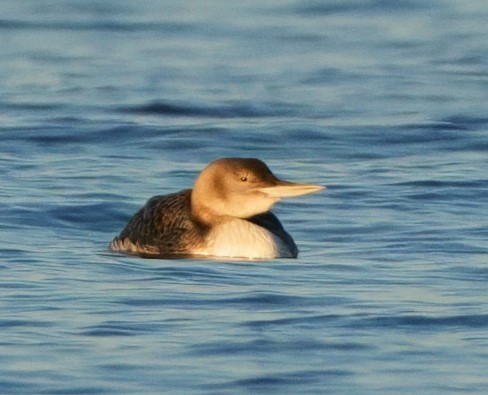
[111, 190, 207, 256]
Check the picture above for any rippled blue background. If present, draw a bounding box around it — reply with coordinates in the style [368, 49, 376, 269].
[1, 0, 487, 394]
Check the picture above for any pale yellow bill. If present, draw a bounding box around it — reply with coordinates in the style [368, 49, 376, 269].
[258, 182, 325, 198]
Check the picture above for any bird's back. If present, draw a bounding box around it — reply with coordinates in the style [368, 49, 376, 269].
[109, 190, 207, 257]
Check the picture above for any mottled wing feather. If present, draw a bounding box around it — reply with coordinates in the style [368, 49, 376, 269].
[111, 190, 206, 256]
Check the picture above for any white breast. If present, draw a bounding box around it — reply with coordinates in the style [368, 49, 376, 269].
[195, 219, 293, 260]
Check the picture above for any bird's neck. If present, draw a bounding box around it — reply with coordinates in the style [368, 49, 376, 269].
[191, 189, 232, 226]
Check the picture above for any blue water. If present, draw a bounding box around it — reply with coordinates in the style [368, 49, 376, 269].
[1, 0, 487, 393]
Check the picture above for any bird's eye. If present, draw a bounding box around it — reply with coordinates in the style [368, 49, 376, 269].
[240, 176, 248, 182]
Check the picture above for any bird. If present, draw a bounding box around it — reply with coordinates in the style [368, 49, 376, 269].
[109, 158, 324, 260]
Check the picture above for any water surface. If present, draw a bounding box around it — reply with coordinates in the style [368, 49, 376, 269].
[1, 0, 487, 394]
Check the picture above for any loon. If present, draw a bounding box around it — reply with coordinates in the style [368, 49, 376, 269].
[109, 158, 324, 260]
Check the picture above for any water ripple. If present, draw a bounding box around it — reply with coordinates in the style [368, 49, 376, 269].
[118, 100, 294, 119]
